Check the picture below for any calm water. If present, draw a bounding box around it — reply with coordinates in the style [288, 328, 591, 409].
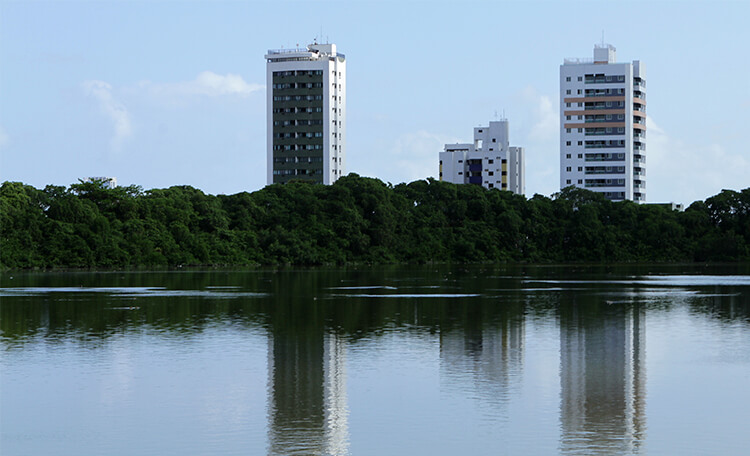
[2, 265, 750, 455]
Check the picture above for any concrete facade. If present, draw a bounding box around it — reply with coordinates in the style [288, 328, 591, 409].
[440, 120, 525, 194]
[266, 43, 346, 185]
[560, 44, 646, 202]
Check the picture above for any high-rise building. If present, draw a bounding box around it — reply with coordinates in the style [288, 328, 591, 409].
[266, 42, 346, 185]
[440, 120, 525, 194]
[560, 44, 646, 202]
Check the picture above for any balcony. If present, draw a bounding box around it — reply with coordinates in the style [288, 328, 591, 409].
[585, 166, 626, 174]
[585, 74, 626, 84]
[585, 178, 626, 188]
[468, 176, 482, 185]
[586, 153, 626, 162]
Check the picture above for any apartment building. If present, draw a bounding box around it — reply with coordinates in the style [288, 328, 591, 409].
[560, 44, 646, 202]
[266, 42, 346, 185]
[440, 120, 525, 194]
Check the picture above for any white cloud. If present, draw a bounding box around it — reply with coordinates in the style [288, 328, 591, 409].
[524, 88, 558, 142]
[353, 130, 461, 185]
[647, 115, 750, 204]
[390, 130, 462, 184]
[141, 71, 263, 98]
[0, 126, 9, 149]
[513, 86, 559, 197]
[82, 80, 132, 151]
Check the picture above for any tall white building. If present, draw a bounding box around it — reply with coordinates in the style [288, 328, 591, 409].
[560, 44, 646, 202]
[440, 120, 525, 194]
[266, 42, 346, 185]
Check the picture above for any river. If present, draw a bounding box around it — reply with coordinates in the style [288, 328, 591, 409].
[2, 264, 749, 455]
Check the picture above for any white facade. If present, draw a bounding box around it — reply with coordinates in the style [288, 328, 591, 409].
[266, 43, 346, 185]
[560, 44, 646, 202]
[83, 176, 117, 189]
[439, 120, 525, 194]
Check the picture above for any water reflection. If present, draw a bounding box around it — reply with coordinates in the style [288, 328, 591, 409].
[2, 266, 750, 456]
[440, 307, 524, 405]
[266, 299, 350, 455]
[559, 301, 646, 455]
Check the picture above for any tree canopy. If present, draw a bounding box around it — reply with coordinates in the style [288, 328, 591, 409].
[2, 176, 748, 269]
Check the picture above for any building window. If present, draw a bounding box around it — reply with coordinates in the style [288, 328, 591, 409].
[566, 154, 571, 158]
[578, 153, 583, 158]
[578, 128, 583, 133]
[578, 141, 583, 146]
[578, 179, 583, 184]
[566, 76, 571, 82]
[458, 172, 463, 175]
[566, 116, 571, 120]
[566, 179, 571, 184]
[566, 166, 571, 172]
[566, 141, 571, 146]
[578, 76, 582, 81]
[488, 159, 494, 164]
[488, 171, 494, 176]
[577, 89, 582, 94]
[566, 103, 571, 107]
[566, 89, 571, 94]
[578, 167, 582, 171]
[489, 183, 494, 188]
[566, 128, 571, 133]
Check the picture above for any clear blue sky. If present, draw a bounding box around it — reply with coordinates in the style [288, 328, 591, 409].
[1, 0, 748, 204]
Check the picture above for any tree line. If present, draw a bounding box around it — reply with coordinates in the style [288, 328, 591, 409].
[1, 175, 748, 269]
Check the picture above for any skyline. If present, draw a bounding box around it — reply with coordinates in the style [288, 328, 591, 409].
[1, 0, 749, 205]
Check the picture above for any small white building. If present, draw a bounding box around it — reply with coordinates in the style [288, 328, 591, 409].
[83, 177, 117, 189]
[439, 120, 525, 194]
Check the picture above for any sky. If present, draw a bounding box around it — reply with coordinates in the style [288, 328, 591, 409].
[1, 0, 749, 205]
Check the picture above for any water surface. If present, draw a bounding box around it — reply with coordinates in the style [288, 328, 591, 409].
[2, 265, 749, 455]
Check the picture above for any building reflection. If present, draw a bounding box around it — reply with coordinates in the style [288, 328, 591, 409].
[267, 323, 349, 455]
[559, 302, 646, 454]
[439, 311, 525, 403]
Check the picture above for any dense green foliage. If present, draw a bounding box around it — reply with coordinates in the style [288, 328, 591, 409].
[1, 175, 749, 269]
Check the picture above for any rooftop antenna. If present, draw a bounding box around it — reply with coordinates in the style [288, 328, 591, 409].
[601, 29, 605, 46]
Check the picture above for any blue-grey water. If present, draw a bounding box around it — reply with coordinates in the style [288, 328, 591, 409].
[2, 265, 749, 455]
